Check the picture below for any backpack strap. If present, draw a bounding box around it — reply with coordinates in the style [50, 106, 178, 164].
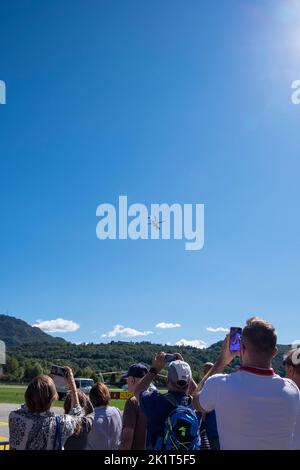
[164, 393, 192, 408]
[163, 393, 180, 408]
[53, 416, 62, 450]
[154, 394, 179, 450]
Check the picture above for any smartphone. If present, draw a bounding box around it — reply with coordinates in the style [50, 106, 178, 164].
[50, 365, 68, 377]
[165, 353, 177, 363]
[50, 365, 68, 389]
[229, 327, 242, 352]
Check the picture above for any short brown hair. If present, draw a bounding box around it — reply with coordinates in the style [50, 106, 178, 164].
[284, 349, 300, 374]
[64, 389, 94, 415]
[25, 375, 58, 413]
[89, 382, 110, 407]
[242, 317, 277, 357]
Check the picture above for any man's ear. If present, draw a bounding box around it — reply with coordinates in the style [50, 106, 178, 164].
[272, 347, 278, 358]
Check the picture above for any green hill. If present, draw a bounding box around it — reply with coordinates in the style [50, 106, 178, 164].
[3, 339, 291, 384]
[0, 314, 291, 383]
[0, 314, 66, 348]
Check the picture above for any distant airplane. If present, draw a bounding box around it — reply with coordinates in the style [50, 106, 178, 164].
[148, 216, 164, 230]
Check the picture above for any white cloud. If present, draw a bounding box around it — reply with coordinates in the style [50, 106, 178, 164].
[101, 324, 153, 338]
[155, 322, 181, 329]
[33, 318, 80, 333]
[175, 338, 207, 349]
[206, 327, 229, 333]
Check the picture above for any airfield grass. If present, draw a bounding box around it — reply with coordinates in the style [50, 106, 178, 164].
[0, 385, 126, 411]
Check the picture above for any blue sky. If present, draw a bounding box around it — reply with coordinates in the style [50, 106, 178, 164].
[1, 0, 300, 348]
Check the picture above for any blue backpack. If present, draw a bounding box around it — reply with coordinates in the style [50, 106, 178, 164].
[155, 394, 200, 451]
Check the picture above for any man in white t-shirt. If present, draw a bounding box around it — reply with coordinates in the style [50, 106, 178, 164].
[283, 348, 300, 450]
[193, 317, 300, 450]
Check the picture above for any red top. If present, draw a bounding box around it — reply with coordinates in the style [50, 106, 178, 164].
[238, 366, 275, 376]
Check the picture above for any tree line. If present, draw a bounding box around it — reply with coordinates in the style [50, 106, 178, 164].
[0, 340, 288, 384]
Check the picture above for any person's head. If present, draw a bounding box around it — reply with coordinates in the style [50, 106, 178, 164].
[240, 317, 277, 366]
[25, 375, 58, 413]
[123, 363, 148, 393]
[167, 360, 192, 393]
[64, 389, 94, 436]
[89, 382, 110, 408]
[283, 349, 300, 385]
[203, 362, 214, 375]
[64, 389, 94, 415]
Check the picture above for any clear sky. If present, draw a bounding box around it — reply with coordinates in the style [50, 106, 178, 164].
[1, 0, 300, 347]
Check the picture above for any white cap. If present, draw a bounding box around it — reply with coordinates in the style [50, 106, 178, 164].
[168, 360, 192, 385]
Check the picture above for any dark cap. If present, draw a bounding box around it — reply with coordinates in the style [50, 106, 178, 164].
[123, 363, 148, 378]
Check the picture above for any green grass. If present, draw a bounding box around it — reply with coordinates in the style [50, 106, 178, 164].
[0, 385, 27, 405]
[0, 385, 126, 410]
[110, 399, 125, 411]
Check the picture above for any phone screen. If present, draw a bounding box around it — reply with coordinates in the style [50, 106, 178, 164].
[50, 365, 68, 389]
[50, 365, 67, 377]
[165, 353, 176, 363]
[229, 327, 242, 352]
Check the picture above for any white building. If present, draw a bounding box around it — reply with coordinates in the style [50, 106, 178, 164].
[0, 340, 6, 376]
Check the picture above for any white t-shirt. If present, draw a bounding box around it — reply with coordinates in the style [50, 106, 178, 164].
[199, 368, 300, 450]
[292, 406, 300, 449]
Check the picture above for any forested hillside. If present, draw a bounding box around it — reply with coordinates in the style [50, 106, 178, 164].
[1, 339, 289, 384]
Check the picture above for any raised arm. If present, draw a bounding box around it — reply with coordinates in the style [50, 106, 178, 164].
[192, 335, 239, 411]
[65, 367, 79, 407]
[134, 352, 166, 400]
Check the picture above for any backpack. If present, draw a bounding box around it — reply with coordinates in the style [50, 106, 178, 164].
[155, 393, 200, 451]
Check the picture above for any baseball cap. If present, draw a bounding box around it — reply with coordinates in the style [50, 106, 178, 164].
[168, 360, 192, 385]
[123, 363, 148, 378]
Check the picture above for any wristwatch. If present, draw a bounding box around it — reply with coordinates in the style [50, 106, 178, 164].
[149, 367, 158, 375]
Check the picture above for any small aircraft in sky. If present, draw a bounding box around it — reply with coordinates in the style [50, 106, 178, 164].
[148, 216, 164, 230]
